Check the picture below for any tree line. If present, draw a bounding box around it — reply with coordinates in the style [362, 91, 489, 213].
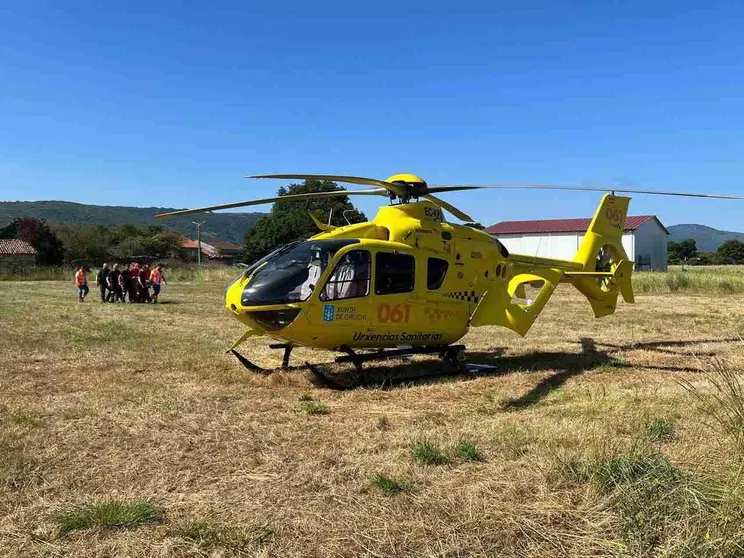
[0, 218, 183, 266]
[668, 238, 744, 265]
[0, 180, 367, 267]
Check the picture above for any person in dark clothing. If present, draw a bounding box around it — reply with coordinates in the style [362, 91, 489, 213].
[105, 264, 116, 302]
[106, 264, 123, 302]
[118, 264, 132, 303]
[137, 264, 151, 303]
[96, 263, 109, 302]
[125, 263, 137, 302]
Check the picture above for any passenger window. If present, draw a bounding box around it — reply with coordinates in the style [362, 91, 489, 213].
[320, 250, 371, 301]
[427, 258, 449, 290]
[375, 252, 415, 295]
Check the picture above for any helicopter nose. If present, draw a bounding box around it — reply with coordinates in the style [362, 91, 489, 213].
[225, 276, 248, 316]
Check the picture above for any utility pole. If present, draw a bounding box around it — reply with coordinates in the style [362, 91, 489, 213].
[192, 221, 205, 265]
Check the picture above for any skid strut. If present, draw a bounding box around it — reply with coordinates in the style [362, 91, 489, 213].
[230, 343, 296, 374]
[269, 343, 293, 369]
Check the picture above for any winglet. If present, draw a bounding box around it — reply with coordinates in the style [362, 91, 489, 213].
[310, 212, 337, 232]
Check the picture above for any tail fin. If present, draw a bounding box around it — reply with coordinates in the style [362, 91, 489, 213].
[568, 194, 635, 317]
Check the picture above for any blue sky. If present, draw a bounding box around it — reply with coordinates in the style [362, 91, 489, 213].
[1, 1, 743, 229]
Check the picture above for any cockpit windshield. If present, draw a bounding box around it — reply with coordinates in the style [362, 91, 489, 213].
[241, 239, 359, 306]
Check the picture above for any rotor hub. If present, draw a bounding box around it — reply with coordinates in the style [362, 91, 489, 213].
[385, 174, 428, 201]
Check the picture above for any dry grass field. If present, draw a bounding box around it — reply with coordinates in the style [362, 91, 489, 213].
[1, 273, 744, 557]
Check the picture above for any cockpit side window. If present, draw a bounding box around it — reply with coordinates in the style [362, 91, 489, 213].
[375, 252, 415, 295]
[427, 257, 449, 290]
[320, 250, 371, 301]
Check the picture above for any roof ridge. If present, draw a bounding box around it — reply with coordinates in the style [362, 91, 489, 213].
[0, 238, 38, 255]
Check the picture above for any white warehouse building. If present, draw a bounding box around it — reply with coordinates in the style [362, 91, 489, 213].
[485, 215, 669, 271]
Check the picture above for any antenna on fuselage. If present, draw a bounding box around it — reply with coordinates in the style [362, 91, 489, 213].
[343, 210, 353, 225]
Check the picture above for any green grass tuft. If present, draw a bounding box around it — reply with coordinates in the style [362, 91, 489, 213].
[453, 441, 483, 462]
[371, 473, 410, 495]
[561, 451, 709, 554]
[560, 457, 594, 485]
[300, 401, 331, 415]
[8, 410, 43, 428]
[411, 440, 450, 465]
[648, 418, 676, 442]
[54, 500, 160, 535]
[679, 360, 744, 443]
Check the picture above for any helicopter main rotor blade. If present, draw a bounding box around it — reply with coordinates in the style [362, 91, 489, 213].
[154, 189, 388, 219]
[423, 194, 475, 222]
[429, 184, 744, 200]
[248, 174, 408, 197]
[424, 186, 489, 195]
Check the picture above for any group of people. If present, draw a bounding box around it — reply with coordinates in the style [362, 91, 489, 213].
[74, 262, 167, 303]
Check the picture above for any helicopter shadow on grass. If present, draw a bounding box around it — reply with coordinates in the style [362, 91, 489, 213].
[315, 337, 725, 408]
[592, 337, 742, 358]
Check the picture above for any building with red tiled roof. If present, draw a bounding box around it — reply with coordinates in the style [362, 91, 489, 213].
[209, 241, 243, 258]
[179, 239, 243, 263]
[486, 215, 668, 271]
[0, 239, 37, 273]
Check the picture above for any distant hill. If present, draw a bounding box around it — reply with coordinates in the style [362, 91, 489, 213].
[0, 201, 264, 245]
[668, 224, 744, 253]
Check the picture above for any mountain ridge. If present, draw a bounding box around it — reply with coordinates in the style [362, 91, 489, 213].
[668, 223, 744, 252]
[0, 200, 263, 245]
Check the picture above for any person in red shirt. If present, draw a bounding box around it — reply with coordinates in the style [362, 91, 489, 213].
[74, 266, 89, 302]
[130, 262, 141, 301]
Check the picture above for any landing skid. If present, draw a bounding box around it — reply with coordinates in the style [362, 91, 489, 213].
[307, 345, 467, 389]
[229, 343, 487, 389]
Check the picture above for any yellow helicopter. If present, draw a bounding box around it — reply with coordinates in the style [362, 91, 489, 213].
[156, 174, 742, 387]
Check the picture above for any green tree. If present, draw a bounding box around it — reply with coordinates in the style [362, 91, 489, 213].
[714, 240, 744, 265]
[0, 217, 64, 266]
[111, 223, 142, 244]
[55, 224, 113, 265]
[109, 236, 147, 261]
[241, 180, 366, 263]
[142, 231, 183, 259]
[668, 238, 697, 264]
